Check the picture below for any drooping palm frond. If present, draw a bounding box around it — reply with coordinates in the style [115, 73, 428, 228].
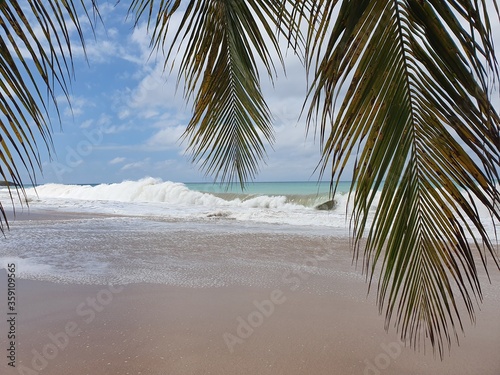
[1, 0, 498, 358]
[129, 0, 301, 187]
[305, 0, 500, 356]
[0, 0, 97, 232]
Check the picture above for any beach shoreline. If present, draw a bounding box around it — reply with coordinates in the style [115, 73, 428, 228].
[0, 209, 499, 374]
[0, 275, 499, 374]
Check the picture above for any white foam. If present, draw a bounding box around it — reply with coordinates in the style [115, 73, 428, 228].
[0, 256, 53, 276]
[0, 215, 359, 287]
[3, 178, 497, 235]
[18, 178, 344, 228]
[1, 180, 499, 287]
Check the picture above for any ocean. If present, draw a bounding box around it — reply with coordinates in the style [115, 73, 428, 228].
[0, 177, 497, 286]
[3, 178, 358, 229]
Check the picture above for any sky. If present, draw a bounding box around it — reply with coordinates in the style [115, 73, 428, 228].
[19, 2, 330, 185]
[11, 1, 500, 186]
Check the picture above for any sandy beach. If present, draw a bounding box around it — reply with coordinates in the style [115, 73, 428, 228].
[0, 210, 499, 375]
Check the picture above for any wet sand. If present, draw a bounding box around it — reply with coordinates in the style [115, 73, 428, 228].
[0, 209, 499, 374]
[0, 276, 498, 374]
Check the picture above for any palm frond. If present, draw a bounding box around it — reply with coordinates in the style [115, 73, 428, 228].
[306, 0, 500, 356]
[0, 0, 98, 232]
[129, 0, 302, 187]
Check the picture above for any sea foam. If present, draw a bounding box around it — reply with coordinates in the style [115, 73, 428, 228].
[0, 178, 497, 235]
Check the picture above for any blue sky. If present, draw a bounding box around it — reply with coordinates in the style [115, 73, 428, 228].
[24, 2, 330, 185]
[14, 2, 500, 186]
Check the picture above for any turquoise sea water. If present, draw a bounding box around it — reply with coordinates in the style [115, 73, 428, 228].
[185, 181, 354, 196]
[0, 177, 497, 286]
[183, 181, 355, 209]
[2, 178, 494, 232]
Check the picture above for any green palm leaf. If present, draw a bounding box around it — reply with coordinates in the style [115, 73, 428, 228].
[0, 0, 97, 232]
[129, 0, 301, 186]
[305, 0, 500, 356]
[1, 0, 499, 357]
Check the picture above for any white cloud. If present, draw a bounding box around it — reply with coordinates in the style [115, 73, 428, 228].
[59, 95, 95, 118]
[102, 124, 131, 135]
[146, 125, 186, 150]
[118, 109, 131, 119]
[107, 27, 119, 38]
[109, 157, 126, 165]
[121, 158, 150, 171]
[127, 62, 184, 111]
[80, 119, 94, 129]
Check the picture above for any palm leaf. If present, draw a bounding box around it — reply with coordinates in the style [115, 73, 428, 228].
[305, 0, 500, 356]
[129, 0, 302, 187]
[1, 0, 499, 358]
[0, 0, 98, 232]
